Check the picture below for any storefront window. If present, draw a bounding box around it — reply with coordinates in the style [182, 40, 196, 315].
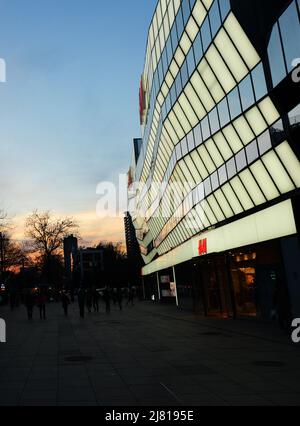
[229, 243, 283, 320]
[199, 256, 233, 318]
[230, 252, 257, 317]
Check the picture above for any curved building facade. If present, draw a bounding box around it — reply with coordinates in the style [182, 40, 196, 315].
[129, 0, 300, 321]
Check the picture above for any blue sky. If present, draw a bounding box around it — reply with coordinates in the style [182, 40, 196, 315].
[0, 0, 156, 243]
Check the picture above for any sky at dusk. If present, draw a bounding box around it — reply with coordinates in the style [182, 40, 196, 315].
[0, 0, 156, 246]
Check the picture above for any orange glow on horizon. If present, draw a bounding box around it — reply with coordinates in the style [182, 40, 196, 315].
[10, 210, 125, 248]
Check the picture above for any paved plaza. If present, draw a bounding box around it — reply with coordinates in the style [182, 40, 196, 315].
[0, 300, 300, 406]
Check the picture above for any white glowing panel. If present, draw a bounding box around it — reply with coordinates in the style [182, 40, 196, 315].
[276, 142, 300, 187]
[223, 125, 243, 153]
[262, 151, 294, 194]
[258, 98, 280, 126]
[224, 13, 260, 70]
[250, 160, 280, 201]
[142, 200, 297, 274]
[239, 169, 265, 206]
[214, 28, 248, 82]
[246, 107, 267, 136]
[192, 1, 207, 27]
[233, 116, 255, 145]
[213, 132, 233, 161]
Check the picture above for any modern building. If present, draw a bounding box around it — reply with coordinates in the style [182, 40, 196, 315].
[124, 211, 144, 288]
[63, 235, 78, 281]
[77, 249, 104, 287]
[129, 0, 300, 324]
[124, 212, 142, 260]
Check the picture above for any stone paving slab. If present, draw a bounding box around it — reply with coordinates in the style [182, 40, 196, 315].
[0, 300, 300, 406]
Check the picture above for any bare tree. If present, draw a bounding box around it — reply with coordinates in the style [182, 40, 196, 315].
[25, 210, 78, 258]
[0, 210, 8, 232]
[0, 232, 30, 275]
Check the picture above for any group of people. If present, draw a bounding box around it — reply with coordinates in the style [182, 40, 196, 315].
[22, 286, 136, 320]
[24, 289, 48, 320]
[77, 286, 135, 319]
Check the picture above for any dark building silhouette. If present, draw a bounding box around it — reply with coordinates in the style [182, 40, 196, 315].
[133, 138, 143, 164]
[63, 235, 78, 282]
[124, 212, 141, 260]
[77, 248, 104, 287]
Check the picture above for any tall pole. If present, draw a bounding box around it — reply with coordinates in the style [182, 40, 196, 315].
[172, 266, 179, 307]
[156, 272, 161, 301]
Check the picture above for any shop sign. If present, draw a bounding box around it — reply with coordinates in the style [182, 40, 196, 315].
[198, 238, 207, 256]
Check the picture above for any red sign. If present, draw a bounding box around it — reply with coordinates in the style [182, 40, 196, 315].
[198, 239, 207, 256]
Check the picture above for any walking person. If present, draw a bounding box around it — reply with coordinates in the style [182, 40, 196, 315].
[25, 290, 35, 320]
[92, 287, 100, 313]
[103, 287, 111, 314]
[86, 289, 92, 314]
[37, 290, 47, 320]
[78, 287, 86, 319]
[117, 287, 123, 311]
[61, 291, 71, 316]
[127, 286, 134, 307]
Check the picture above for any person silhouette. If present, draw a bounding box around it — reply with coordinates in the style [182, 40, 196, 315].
[78, 287, 86, 319]
[61, 291, 71, 316]
[103, 287, 111, 314]
[117, 287, 123, 311]
[37, 289, 47, 320]
[127, 287, 134, 307]
[92, 287, 100, 313]
[25, 290, 35, 320]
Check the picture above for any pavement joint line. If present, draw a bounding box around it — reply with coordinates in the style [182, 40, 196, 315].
[160, 382, 183, 405]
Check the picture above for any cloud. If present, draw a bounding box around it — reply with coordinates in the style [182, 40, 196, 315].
[11, 209, 125, 247]
[75, 210, 125, 246]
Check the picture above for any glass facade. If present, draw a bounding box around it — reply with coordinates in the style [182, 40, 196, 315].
[268, 0, 300, 87]
[130, 0, 300, 304]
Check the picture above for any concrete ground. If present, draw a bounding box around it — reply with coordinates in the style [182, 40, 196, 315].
[0, 300, 300, 406]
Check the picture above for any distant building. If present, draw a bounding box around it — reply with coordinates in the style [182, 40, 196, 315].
[77, 248, 104, 288]
[124, 212, 141, 261]
[63, 235, 78, 281]
[133, 138, 143, 164]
